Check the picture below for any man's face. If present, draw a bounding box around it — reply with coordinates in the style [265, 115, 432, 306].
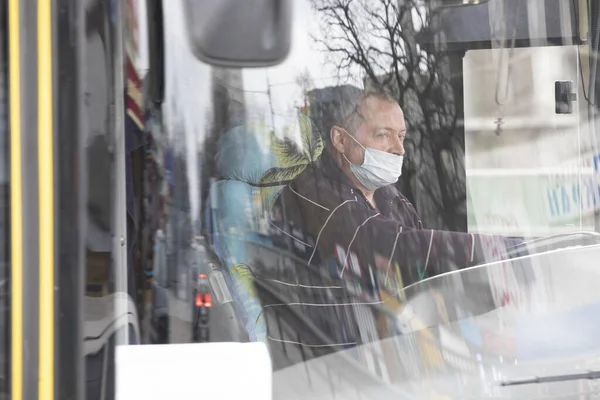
[334, 96, 406, 166]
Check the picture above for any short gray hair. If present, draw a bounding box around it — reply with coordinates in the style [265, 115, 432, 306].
[308, 85, 397, 146]
[337, 87, 397, 134]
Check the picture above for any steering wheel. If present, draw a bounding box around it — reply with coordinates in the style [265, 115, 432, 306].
[505, 231, 600, 258]
[395, 283, 495, 334]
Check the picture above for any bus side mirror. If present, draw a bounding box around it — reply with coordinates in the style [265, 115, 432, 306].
[182, 0, 292, 68]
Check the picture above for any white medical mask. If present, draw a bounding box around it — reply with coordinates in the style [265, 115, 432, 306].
[342, 130, 404, 191]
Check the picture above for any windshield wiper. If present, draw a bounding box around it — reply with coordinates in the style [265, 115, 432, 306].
[500, 370, 600, 386]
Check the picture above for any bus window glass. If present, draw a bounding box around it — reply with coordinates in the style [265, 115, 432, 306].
[111, 0, 600, 398]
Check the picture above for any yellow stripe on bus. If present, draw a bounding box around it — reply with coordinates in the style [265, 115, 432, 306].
[8, 0, 23, 398]
[38, 0, 54, 399]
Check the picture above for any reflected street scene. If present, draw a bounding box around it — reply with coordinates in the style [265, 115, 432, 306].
[134, 0, 600, 398]
[7, 0, 600, 398]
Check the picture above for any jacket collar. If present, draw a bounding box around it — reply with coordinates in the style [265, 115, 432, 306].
[317, 150, 356, 189]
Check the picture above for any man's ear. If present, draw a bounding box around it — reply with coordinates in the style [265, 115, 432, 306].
[330, 126, 346, 154]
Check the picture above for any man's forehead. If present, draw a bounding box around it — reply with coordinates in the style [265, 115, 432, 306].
[361, 96, 405, 126]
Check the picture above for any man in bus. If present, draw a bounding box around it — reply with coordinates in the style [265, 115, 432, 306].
[270, 86, 521, 291]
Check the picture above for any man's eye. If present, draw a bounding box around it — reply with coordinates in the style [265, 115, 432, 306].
[377, 131, 389, 137]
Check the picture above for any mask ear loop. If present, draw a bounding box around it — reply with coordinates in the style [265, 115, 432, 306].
[340, 127, 366, 166]
[342, 153, 354, 166]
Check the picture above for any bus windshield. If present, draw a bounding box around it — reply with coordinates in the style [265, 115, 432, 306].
[107, 0, 600, 398]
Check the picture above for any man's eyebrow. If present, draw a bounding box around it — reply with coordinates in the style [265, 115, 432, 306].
[374, 126, 406, 134]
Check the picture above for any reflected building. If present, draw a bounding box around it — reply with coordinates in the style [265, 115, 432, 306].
[212, 68, 246, 134]
[200, 68, 246, 205]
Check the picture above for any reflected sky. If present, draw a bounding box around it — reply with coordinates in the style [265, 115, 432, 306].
[155, 0, 364, 221]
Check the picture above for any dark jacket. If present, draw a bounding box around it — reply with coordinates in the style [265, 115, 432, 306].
[270, 150, 511, 291]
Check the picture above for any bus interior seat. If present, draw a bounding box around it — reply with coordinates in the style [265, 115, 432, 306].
[205, 122, 279, 343]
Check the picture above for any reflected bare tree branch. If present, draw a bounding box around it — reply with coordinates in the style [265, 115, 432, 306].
[310, 0, 467, 230]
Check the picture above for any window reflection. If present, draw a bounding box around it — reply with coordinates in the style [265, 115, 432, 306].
[121, 0, 600, 397]
[84, 1, 121, 398]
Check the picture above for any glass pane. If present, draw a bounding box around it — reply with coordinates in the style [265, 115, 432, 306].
[109, 0, 600, 398]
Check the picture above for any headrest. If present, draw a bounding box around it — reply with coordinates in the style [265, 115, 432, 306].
[215, 121, 276, 183]
[214, 115, 324, 208]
